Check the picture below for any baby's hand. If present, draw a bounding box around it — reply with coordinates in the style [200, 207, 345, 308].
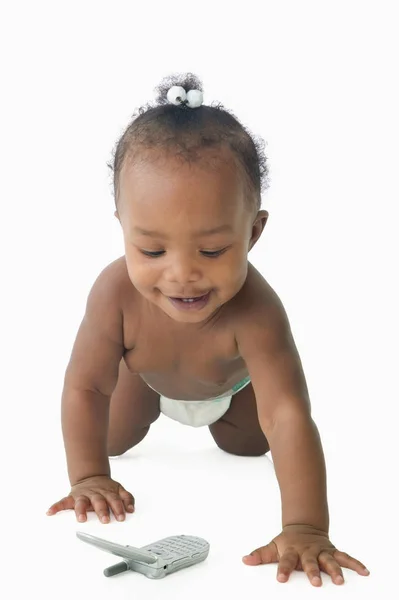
[46, 475, 135, 523]
[242, 524, 370, 586]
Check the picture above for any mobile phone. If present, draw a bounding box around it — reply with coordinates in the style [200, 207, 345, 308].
[76, 531, 210, 579]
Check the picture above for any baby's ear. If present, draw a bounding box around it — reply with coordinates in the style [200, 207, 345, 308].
[249, 210, 268, 250]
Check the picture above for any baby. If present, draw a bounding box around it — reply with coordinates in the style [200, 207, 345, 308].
[47, 73, 369, 586]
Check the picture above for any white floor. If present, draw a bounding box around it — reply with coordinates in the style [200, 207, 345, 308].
[7, 398, 393, 599]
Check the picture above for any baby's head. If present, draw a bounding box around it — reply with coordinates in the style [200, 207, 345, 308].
[108, 73, 270, 324]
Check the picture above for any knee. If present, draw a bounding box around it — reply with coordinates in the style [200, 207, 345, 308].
[108, 444, 129, 458]
[218, 443, 269, 457]
[107, 425, 151, 457]
[212, 434, 269, 457]
[209, 420, 270, 457]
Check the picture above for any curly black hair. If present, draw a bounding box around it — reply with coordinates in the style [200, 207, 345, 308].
[107, 72, 270, 212]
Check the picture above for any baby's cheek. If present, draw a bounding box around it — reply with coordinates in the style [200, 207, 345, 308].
[218, 255, 247, 292]
[234, 259, 249, 289]
[134, 266, 159, 290]
[125, 258, 151, 289]
[229, 250, 248, 278]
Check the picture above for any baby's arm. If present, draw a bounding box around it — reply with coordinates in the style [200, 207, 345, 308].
[47, 262, 134, 522]
[61, 263, 125, 485]
[236, 289, 329, 533]
[236, 283, 369, 585]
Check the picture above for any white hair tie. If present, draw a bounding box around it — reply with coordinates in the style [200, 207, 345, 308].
[166, 85, 203, 108]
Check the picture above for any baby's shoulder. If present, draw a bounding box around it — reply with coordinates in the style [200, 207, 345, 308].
[231, 263, 290, 338]
[91, 255, 140, 311]
[234, 263, 282, 314]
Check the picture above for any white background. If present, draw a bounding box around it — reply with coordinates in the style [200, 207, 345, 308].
[1, 1, 398, 598]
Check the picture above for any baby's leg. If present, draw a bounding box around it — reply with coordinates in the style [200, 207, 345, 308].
[107, 359, 160, 456]
[208, 383, 269, 456]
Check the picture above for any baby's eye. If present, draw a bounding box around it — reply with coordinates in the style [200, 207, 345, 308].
[141, 250, 165, 257]
[200, 248, 228, 258]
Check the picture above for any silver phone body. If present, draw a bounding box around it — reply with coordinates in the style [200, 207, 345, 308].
[77, 532, 210, 579]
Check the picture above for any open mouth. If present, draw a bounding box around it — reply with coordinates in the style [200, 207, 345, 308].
[167, 292, 211, 311]
[174, 296, 204, 302]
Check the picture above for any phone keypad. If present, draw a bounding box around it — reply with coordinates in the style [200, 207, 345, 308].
[143, 535, 208, 561]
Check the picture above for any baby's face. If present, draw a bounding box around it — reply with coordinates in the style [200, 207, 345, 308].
[117, 150, 265, 324]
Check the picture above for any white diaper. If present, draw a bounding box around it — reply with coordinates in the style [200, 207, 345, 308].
[159, 376, 251, 428]
[160, 395, 232, 428]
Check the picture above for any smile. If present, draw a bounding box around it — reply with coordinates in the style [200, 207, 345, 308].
[167, 292, 211, 311]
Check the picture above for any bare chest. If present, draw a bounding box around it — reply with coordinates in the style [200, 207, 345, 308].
[123, 313, 248, 400]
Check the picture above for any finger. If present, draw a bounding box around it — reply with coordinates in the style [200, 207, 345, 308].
[277, 550, 299, 583]
[333, 550, 370, 576]
[300, 553, 322, 587]
[46, 496, 75, 515]
[89, 494, 111, 523]
[74, 496, 92, 523]
[118, 487, 135, 513]
[104, 493, 127, 522]
[318, 552, 345, 585]
[243, 542, 278, 566]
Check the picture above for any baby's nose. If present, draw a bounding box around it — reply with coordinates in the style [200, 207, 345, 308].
[164, 257, 201, 283]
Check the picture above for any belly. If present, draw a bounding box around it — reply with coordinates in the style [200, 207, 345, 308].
[123, 310, 247, 400]
[140, 371, 249, 401]
[124, 352, 248, 401]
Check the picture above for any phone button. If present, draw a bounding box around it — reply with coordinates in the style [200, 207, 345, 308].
[172, 558, 187, 566]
